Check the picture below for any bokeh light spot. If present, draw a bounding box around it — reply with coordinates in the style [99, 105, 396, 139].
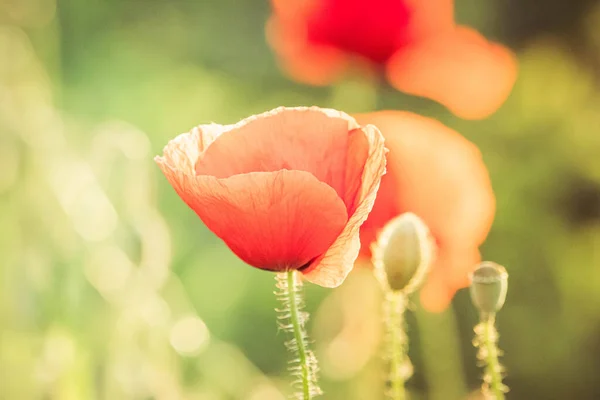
[170, 315, 210, 356]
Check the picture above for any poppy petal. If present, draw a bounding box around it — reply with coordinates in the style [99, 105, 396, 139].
[303, 124, 387, 287]
[342, 127, 371, 215]
[270, 0, 317, 18]
[357, 111, 494, 252]
[405, 0, 455, 38]
[266, 16, 348, 86]
[420, 247, 481, 312]
[157, 159, 348, 270]
[155, 122, 223, 179]
[354, 111, 494, 310]
[195, 107, 361, 210]
[386, 27, 517, 119]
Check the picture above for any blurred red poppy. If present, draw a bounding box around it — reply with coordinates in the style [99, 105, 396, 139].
[268, 0, 517, 120]
[155, 107, 387, 287]
[354, 111, 495, 311]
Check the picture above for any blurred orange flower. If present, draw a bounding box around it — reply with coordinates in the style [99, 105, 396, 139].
[354, 111, 495, 311]
[268, 0, 517, 119]
[155, 107, 386, 287]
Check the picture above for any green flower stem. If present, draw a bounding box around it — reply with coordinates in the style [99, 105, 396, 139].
[276, 270, 321, 399]
[415, 305, 467, 400]
[384, 291, 410, 400]
[287, 270, 310, 399]
[476, 313, 507, 399]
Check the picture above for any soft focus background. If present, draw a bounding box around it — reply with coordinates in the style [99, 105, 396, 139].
[2, 0, 600, 399]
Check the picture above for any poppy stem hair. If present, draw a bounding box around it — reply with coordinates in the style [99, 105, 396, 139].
[383, 291, 410, 400]
[473, 314, 507, 399]
[275, 270, 322, 399]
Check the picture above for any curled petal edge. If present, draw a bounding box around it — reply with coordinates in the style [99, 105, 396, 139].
[303, 124, 388, 287]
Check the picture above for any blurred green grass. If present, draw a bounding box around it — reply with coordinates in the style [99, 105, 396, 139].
[2, 0, 600, 399]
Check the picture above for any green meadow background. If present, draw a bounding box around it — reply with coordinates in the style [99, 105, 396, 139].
[2, 0, 600, 399]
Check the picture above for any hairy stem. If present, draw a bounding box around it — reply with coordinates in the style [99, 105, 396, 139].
[287, 270, 310, 399]
[384, 291, 411, 400]
[275, 270, 321, 399]
[475, 313, 507, 399]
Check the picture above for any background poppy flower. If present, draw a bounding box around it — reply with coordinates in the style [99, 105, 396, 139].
[354, 111, 495, 311]
[268, 0, 517, 119]
[155, 107, 386, 287]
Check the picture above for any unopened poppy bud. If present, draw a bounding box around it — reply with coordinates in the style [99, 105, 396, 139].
[371, 213, 435, 294]
[469, 262, 508, 315]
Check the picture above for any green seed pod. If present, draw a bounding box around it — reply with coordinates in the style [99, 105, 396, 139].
[371, 213, 435, 294]
[469, 262, 508, 315]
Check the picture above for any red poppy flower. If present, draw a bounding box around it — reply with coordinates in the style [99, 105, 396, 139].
[354, 111, 495, 311]
[155, 107, 387, 287]
[267, 0, 517, 120]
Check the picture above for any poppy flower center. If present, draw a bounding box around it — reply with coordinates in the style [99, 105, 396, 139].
[305, 0, 412, 64]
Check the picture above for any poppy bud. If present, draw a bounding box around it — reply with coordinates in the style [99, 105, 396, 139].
[469, 262, 508, 315]
[371, 213, 435, 294]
